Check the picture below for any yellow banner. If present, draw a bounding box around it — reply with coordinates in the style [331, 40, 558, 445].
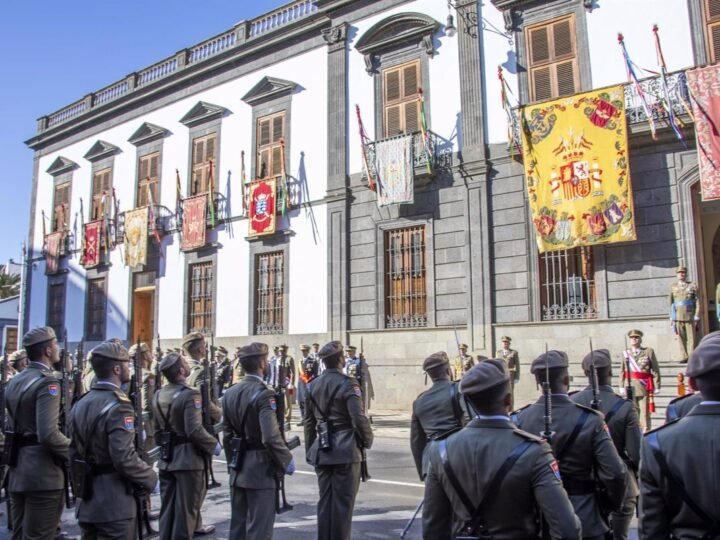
[124, 207, 148, 268]
[521, 86, 636, 252]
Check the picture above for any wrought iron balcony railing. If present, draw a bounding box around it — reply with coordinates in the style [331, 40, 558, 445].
[361, 130, 446, 186]
[115, 204, 175, 244]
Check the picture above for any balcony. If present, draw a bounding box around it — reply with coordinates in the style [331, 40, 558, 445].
[115, 204, 175, 244]
[177, 192, 227, 229]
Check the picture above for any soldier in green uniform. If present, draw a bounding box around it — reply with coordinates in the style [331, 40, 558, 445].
[495, 336, 520, 408]
[640, 334, 720, 537]
[452, 344, 474, 381]
[512, 351, 627, 540]
[152, 352, 221, 539]
[304, 341, 373, 540]
[423, 359, 581, 539]
[183, 332, 222, 423]
[621, 329, 661, 431]
[5, 326, 70, 540]
[222, 342, 295, 538]
[69, 341, 158, 539]
[129, 342, 157, 455]
[571, 349, 642, 540]
[670, 265, 700, 363]
[277, 344, 296, 426]
[214, 345, 232, 397]
[232, 346, 245, 386]
[410, 351, 469, 480]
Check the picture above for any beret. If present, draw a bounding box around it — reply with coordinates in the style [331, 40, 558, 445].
[423, 351, 449, 371]
[128, 342, 149, 357]
[9, 349, 27, 367]
[182, 332, 205, 348]
[500, 336, 511, 342]
[159, 352, 183, 372]
[299, 344, 311, 350]
[698, 330, 720, 346]
[91, 341, 130, 362]
[459, 343, 468, 349]
[345, 345, 357, 351]
[581, 349, 611, 371]
[459, 359, 509, 396]
[319, 341, 343, 360]
[237, 342, 269, 360]
[23, 326, 57, 347]
[108, 338, 124, 345]
[676, 265, 687, 273]
[627, 329, 643, 338]
[687, 339, 720, 378]
[215, 346, 228, 355]
[530, 350, 568, 374]
[312, 343, 320, 347]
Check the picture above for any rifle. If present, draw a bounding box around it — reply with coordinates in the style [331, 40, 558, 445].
[154, 334, 163, 391]
[72, 338, 84, 405]
[589, 338, 601, 411]
[401, 499, 423, 539]
[201, 349, 221, 489]
[622, 336, 634, 402]
[59, 330, 74, 508]
[541, 345, 554, 443]
[274, 381, 299, 514]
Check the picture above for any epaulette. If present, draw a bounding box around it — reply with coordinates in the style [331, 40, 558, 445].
[512, 427, 543, 443]
[644, 417, 680, 436]
[113, 390, 131, 403]
[572, 402, 603, 416]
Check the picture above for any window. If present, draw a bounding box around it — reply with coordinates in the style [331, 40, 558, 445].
[705, 0, 720, 63]
[191, 134, 216, 196]
[4, 327, 18, 354]
[85, 277, 107, 340]
[137, 152, 160, 207]
[525, 15, 579, 102]
[382, 60, 421, 137]
[47, 281, 65, 338]
[254, 251, 284, 335]
[256, 112, 285, 180]
[52, 182, 70, 232]
[187, 262, 214, 333]
[384, 226, 427, 328]
[539, 247, 596, 320]
[91, 168, 112, 220]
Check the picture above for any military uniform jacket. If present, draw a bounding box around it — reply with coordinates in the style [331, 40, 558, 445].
[5, 361, 70, 492]
[670, 280, 699, 321]
[304, 368, 373, 466]
[410, 380, 468, 479]
[70, 382, 157, 522]
[621, 346, 661, 398]
[665, 392, 702, 422]
[640, 403, 720, 538]
[222, 376, 292, 490]
[151, 382, 218, 472]
[495, 349, 520, 382]
[186, 359, 222, 423]
[514, 394, 627, 537]
[232, 358, 245, 385]
[423, 417, 581, 540]
[142, 369, 156, 440]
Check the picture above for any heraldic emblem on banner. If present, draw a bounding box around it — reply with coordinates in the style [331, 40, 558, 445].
[248, 178, 277, 237]
[124, 207, 148, 268]
[82, 221, 102, 268]
[45, 231, 63, 274]
[521, 85, 636, 252]
[182, 194, 207, 251]
[687, 64, 720, 201]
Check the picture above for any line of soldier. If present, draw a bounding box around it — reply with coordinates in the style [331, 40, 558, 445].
[1, 326, 374, 540]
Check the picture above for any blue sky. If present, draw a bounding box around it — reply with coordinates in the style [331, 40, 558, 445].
[0, 0, 280, 267]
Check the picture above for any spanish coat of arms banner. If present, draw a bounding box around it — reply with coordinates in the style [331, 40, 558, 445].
[520, 85, 636, 252]
[687, 64, 720, 201]
[248, 178, 277, 237]
[124, 207, 148, 268]
[182, 194, 207, 251]
[82, 221, 102, 268]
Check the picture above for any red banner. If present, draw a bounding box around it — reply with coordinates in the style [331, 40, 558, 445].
[688, 65, 720, 201]
[248, 179, 277, 237]
[45, 232, 63, 274]
[182, 194, 207, 251]
[82, 220, 102, 268]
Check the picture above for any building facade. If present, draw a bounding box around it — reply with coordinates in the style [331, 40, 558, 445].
[23, 0, 713, 409]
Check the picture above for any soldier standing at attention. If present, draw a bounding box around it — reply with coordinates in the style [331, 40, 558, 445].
[423, 360, 581, 539]
[513, 351, 627, 540]
[495, 336, 520, 408]
[670, 265, 700, 363]
[571, 349, 642, 540]
[410, 352, 468, 480]
[8, 350, 28, 376]
[304, 341, 373, 540]
[277, 345, 296, 427]
[129, 342, 157, 456]
[640, 334, 720, 537]
[344, 345, 373, 413]
[310, 343, 325, 375]
[5, 326, 70, 540]
[232, 346, 245, 385]
[183, 332, 222, 423]
[69, 341, 158, 539]
[297, 344, 319, 425]
[621, 329, 661, 431]
[214, 346, 231, 398]
[222, 342, 295, 538]
[152, 352, 221, 539]
[452, 344, 474, 380]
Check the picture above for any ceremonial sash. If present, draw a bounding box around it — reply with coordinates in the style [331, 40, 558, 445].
[671, 299, 696, 320]
[629, 372, 656, 412]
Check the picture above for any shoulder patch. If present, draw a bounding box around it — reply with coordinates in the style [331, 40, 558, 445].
[123, 416, 135, 430]
[550, 460, 562, 481]
[47, 384, 59, 396]
[269, 397, 277, 410]
[194, 398, 202, 409]
[352, 385, 362, 397]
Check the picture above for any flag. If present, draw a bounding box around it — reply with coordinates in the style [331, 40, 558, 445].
[45, 232, 63, 274]
[79, 197, 86, 256]
[181, 194, 207, 251]
[355, 105, 376, 191]
[145, 183, 162, 246]
[375, 134, 414, 207]
[124, 207, 148, 267]
[687, 64, 720, 201]
[248, 179, 277, 237]
[208, 160, 216, 227]
[175, 168, 184, 226]
[82, 220, 102, 268]
[652, 25, 685, 143]
[418, 88, 433, 174]
[279, 139, 290, 215]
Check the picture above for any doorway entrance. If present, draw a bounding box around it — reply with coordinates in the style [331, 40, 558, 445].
[131, 271, 156, 346]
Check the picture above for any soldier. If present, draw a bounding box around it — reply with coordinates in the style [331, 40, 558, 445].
[665, 391, 702, 421]
[8, 350, 28, 376]
[423, 360, 581, 539]
[81, 351, 96, 394]
[183, 332, 222, 426]
[304, 341, 373, 540]
[310, 343, 325, 375]
[297, 344, 319, 425]
[452, 344, 474, 380]
[232, 346, 245, 385]
[344, 345, 373, 413]
[278, 345, 295, 426]
[152, 352, 221, 539]
[222, 342, 295, 538]
[621, 329, 661, 431]
[571, 349, 642, 540]
[128, 342, 157, 456]
[670, 265, 700, 363]
[410, 351, 468, 480]
[640, 334, 720, 537]
[214, 346, 232, 398]
[5, 326, 70, 539]
[495, 336, 520, 408]
[512, 350, 627, 540]
[69, 340, 158, 539]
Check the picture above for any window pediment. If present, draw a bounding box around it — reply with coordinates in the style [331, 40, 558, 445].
[84, 140, 120, 162]
[241, 76, 298, 106]
[355, 12, 440, 59]
[128, 122, 170, 146]
[180, 101, 229, 127]
[46, 156, 78, 176]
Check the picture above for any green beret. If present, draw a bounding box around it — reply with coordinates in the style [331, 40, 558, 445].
[91, 341, 130, 362]
[687, 339, 720, 378]
[182, 332, 204, 348]
[627, 329, 643, 338]
[159, 352, 183, 372]
[459, 359, 509, 395]
[237, 342, 268, 360]
[423, 351, 449, 371]
[581, 349, 611, 371]
[319, 341, 343, 360]
[23, 326, 57, 347]
[530, 351, 568, 374]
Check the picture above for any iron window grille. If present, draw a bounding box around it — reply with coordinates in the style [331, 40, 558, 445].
[539, 247, 597, 321]
[254, 251, 284, 335]
[385, 226, 428, 328]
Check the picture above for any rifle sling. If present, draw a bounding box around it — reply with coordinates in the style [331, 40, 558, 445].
[6, 375, 45, 428]
[603, 398, 628, 425]
[556, 409, 590, 461]
[155, 387, 189, 433]
[74, 400, 121, 462]
[307, 384, 344, 423]
[233, 386, 266, 442]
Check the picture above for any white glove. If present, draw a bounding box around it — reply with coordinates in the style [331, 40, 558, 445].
[152, 480, 160, 495]
[619, 387, 626, 396]
[286, 457, 296, 476]
[213, 442, 222, 456]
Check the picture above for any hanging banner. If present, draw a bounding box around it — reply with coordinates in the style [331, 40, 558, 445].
[124, 207, 148, 268]
[45, 232, 63, 274]
[181, 194, 207, 251]
[376, 134, 414, 207]
[520, 85, 636, 252]
[82, 221, 102, 268]
[687, 65, 720, 201]
[248, 178, 277, 237]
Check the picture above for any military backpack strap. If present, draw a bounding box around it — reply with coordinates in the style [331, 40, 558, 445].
[556, 408, 590, 461]
[603, 398, 628, 425]
[5, 374, 45, 426]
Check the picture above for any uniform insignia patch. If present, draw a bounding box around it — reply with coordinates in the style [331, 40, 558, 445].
[352, 386, 362, 397]
[48, 384, 59, 396]
[603, 423, 611, 435]
[148, 379, 155, 386]
[270, 398, 277, 410]
[550, 460, 561, 481]
[194, 399, 201, 409]
[124, 416, 134, 430]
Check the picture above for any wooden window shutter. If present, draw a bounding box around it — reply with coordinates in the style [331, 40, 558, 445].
[386, 106, 402, 136]
[193, 139, 205, 166]
[555, 61, 576, 97]
[259, 120, 271, 146]
[272, 116, 284, 143]
[259, 149, 270, 179]
[526, 15, 578, 101]
[529, 26, 550, 64]
[385, 69, 401, 102]
[382, 60, 422, 137]
[271, 146, 282, 177]
[403, 63, 419, 98]
[710, 22, 720, 63]
[205, 135, 215, 163]
[404, 100, 420, 134]
[139, 158, 149, 180]
[149, 154, 159, 178]
[707, 0, 720, 20]
[532, 67, 553, 102]
[552, 19, 573, 58]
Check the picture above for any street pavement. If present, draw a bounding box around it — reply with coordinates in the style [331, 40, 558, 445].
[0, 411, 638, 539]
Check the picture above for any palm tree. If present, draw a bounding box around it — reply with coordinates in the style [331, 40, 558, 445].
[0, 273, 20, 299]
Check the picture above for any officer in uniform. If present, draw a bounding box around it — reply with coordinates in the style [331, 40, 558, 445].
[344, 345, 373, 413]
[621, 329, 661, 431]
[670, 265, 700, 363]
[278, 345, 295, 426]
[5, 326, 70, 540]
[495, 336, 520, 408]
[410, 351, 469, 480]
[222, 342, 295, 538]
[423, 360, 581, 539]
[69, 341, 158, 539]
[310, 343, 325, 375]
[232, 346, 245, 386]
[665, 391, 702, 421]
[152, 352, 221, 539]
[640, 334, 720, 537]
[213, 346, 231, 398]
[571, 349, 642, 540]
[297, 344, 319, 425]
[304, 341, 373, 540]
[452, 344, 474, 380]
[512, 351, 627, 540]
